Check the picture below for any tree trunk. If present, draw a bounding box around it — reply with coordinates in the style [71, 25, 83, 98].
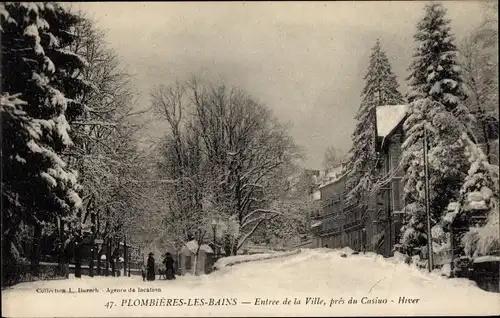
[75, 240, 82, 278]
[128, 254, 131, 277]
[110, 240, 116, 277]
[481, 119, 492, 163]
[30, 223, 42, 278]
[224, 243, 231, 256]
[2, 227, 19, 285]
[89, 213, 96, 277]
[193, 252, 198, 276]
[450, 228, 455, 278]
[231, 238, 238, 256]
[224, 235, 232, 256]
[105, 240, 110, 276]
[58, 218, 66, 277]
[89, 245, 95, 278]
[97, 245, 102, 276]
[123, 238, 128, 277]
[110, 257, 116, 277]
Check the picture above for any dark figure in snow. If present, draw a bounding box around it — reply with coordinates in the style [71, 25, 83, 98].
[146, 253, 156, 281]
[163, 252, 176, 280]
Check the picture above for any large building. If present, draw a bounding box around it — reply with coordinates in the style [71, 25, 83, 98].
[310, 166, 349, 249]
[311, 103, 498, 257]
[310, 104, 408, 256]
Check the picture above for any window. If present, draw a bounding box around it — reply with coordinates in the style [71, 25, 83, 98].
[392, 178, 402, 211]
[185, 255, 192, 270]
[399, 179, 405, 209]
[486, 117, 499, 140]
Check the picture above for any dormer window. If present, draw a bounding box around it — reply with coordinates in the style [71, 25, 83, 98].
[486, 117, 499, 140]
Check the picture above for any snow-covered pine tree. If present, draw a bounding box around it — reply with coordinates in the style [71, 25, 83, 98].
[400, 98, 469, 256]
[400, 2, 471, 257]
[1, 3, 90, 281]
[453, 135, 499, 259]
[407, 3, 470, 121]
[346, 39, 404, 204]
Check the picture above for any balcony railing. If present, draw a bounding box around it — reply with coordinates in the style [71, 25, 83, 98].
[321, 194, 341, 208]
[311, 211, 344, 221]
[319, 228, 342, 236]
[343, 219, 362, 230]
[344, 200, 364, 215]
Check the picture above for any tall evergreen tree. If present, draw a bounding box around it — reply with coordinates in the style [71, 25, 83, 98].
[407, 2, 470, 120]
[346, 39, 404, 204]
[1, 2, 90, 282]
[400, 2, 471, 257]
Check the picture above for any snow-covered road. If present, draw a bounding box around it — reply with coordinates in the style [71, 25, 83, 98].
[2, 248, 499, 317]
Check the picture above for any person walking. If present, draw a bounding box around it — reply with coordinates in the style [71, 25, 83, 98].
[163, 252, 176, 280]
[146, 252, 156, 281]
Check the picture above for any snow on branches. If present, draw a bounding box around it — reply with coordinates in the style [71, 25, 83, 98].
[400, 3, 471, 254]
[1, 3, 88, 233]
[458, 136, 499, 258]
[346, 39, 404, 204]
[407, 2, 470, 124]
[150, 77, 304, 254]
[1, 3, 94, 281]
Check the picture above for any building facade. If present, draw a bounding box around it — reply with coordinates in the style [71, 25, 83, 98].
[310, 105, 407, 256]
[311, 104, 498, 261]
[369, 105, 407, 257]
[311, 169, 348, 249]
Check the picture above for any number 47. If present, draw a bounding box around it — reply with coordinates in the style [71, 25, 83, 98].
[105, 301, 114, 309]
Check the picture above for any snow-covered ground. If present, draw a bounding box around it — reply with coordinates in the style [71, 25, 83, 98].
[2, 248, 498, 317]
[214, 249, 300, 269]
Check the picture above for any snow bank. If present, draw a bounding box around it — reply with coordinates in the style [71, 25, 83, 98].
[337, 246, 356, 256]
[213, 249, 301, 270]
[3, 248, 499, 317]
[473, 255, 500, 263]
[183, 240, 213, 254]
[439, 263, 452, 277]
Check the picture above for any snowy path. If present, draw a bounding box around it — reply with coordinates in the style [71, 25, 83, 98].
[2, 249, 499, 317]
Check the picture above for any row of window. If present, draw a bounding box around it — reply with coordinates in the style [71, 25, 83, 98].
[321, 195, 341, 208]
[319, 230, 366, 251]
[315, 179, 404, 233]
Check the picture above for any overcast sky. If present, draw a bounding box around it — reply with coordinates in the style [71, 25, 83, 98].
[76, 1, 485, 170]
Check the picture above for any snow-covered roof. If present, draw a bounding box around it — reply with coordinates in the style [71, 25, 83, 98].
[318, 165, 346, 188]
[376, 105, 408, 137]
[326, 165, 343, 179]
[200, 244, 214, 253]
[185, 240, 198, 253]
[183, 240, 214, 254]
[311, 221, 322, 228]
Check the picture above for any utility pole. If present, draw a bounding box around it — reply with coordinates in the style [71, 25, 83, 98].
[423, 124, 434, 272]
